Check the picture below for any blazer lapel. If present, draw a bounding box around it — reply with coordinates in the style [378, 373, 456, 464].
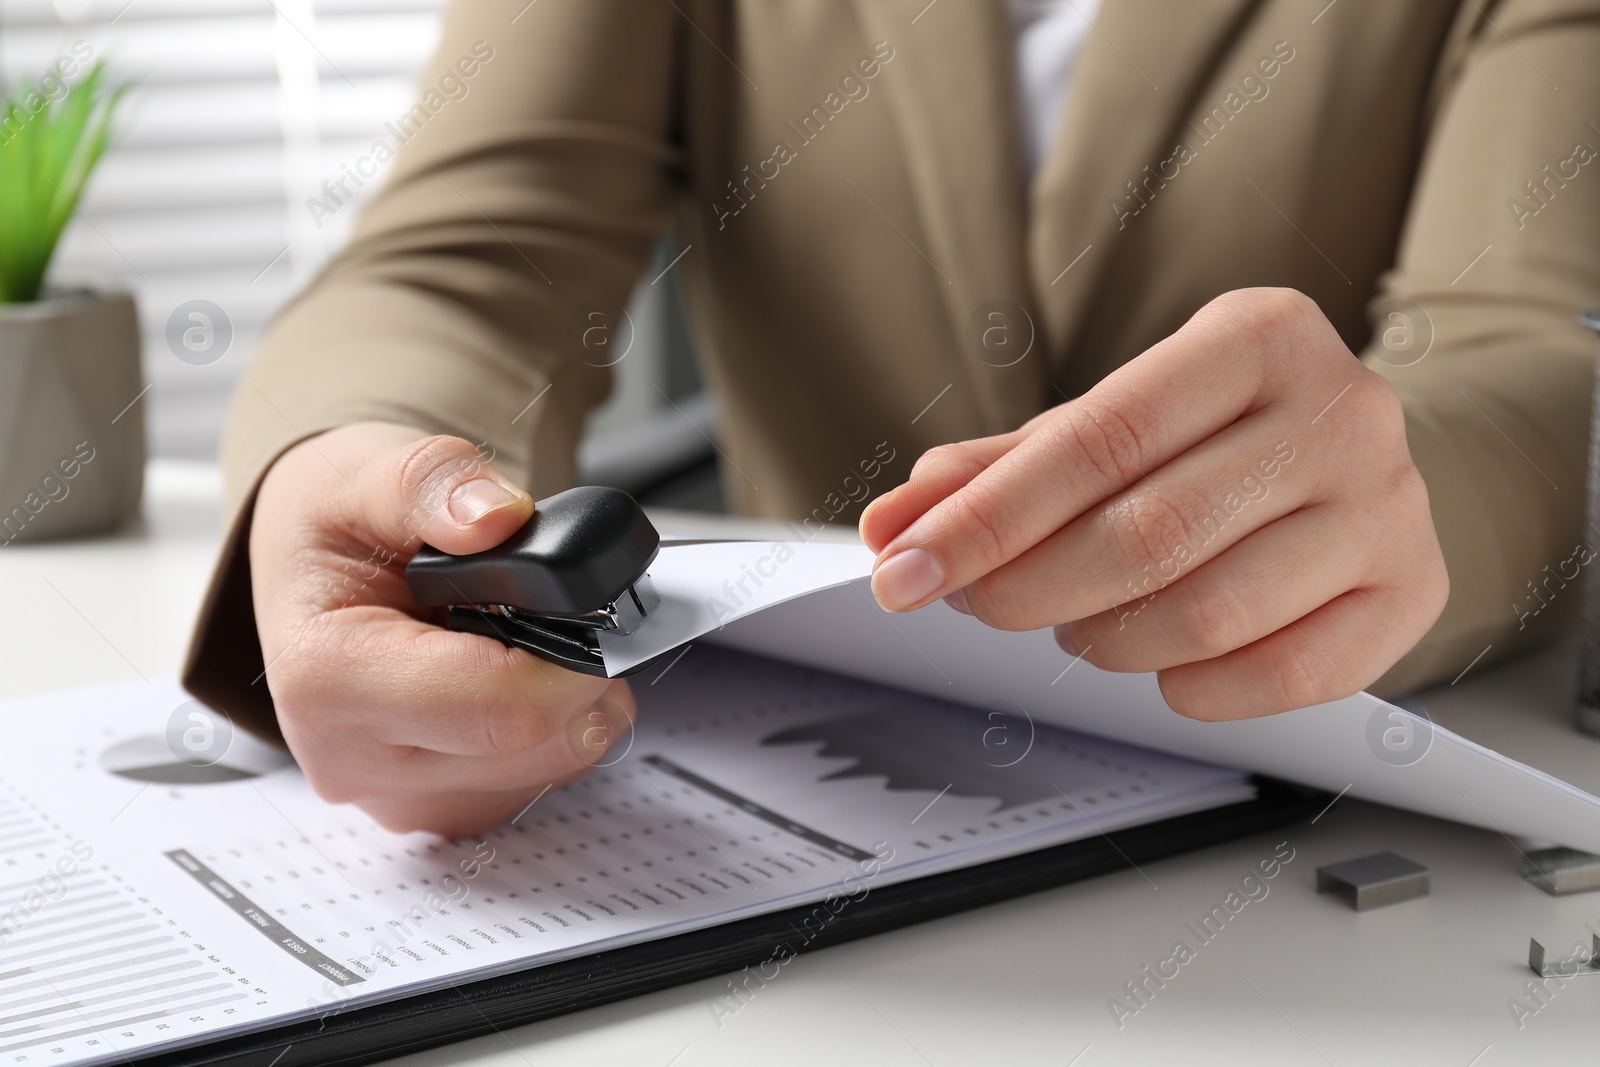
[847, 0, 1042, 434]
[1031, 0, 1263, 379]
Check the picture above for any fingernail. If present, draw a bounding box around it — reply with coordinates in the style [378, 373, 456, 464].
[449, 479, 518, 524]
[1055, 623, 1081, 658]
[944, 587, 973, 615]
[872, 547, 944, 611]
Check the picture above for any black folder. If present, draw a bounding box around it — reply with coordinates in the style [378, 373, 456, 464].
[136, 777, 1323, 1067]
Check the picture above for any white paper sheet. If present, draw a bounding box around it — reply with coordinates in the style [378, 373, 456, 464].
[607, 539, 1600, 852]
[600, 541, 874, 673]
[0, 652, 1248, 1067]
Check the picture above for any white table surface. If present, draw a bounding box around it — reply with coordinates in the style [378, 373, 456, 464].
[5, 460, 1600, 1066]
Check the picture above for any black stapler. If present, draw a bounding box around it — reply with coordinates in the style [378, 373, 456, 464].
[406, 486, 661, 677]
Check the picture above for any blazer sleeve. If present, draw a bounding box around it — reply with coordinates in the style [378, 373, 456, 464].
[1368, 0, 1600, 695]
[182, 0, 684, 738]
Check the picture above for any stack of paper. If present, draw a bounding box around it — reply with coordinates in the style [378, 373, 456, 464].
[605, 541, 1600, 853]
[0, 646, 1247, 1067]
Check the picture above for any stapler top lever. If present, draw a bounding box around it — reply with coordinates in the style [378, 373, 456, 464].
[406, 486, 661, 677]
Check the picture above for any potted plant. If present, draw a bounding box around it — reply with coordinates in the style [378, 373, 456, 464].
[0, 60, 141, 545]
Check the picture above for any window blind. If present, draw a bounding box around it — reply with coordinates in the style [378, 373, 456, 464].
[2, 0, 443, 458]
[3, 0, 700, 470]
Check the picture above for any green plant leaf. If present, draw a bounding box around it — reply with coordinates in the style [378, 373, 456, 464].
[0, 60, 128, 304]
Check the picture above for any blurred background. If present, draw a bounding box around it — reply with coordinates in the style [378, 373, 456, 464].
[0, 0, 722, 508]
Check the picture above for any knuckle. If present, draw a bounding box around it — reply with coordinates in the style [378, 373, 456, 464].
[1056, 396, 1151, 487]
[1391, 464, 1432, 521]
[395, 434, 487, 516]
[963, 574, 1033, 632]
[428, 633, 555, 755]
[912, 442, 985, 481]
[941, 484, 1012, 570]
[267, 627, 352, 732]
[480, 700, 547, 757]
[1267, 643, 1348, 711]
[366, 802, 451, 837]
[1173, 578, 1259, 659]
[1113, 487, 1198, 572]
[1313, 372, 1411, 497]
[266, 663, 317, 727]
[369, 810, 424, 835]
[1349, 369, 1405, 435]
[1156, 669, 1214, 720]
[298, 756, 365, 806]
[1230, 287, 1317, 345]
[1360, 412, 1424, 512]
[315, 616, 385, 679]
[1381, 508, 1448, 627]
[1422, 545, 1450, 619]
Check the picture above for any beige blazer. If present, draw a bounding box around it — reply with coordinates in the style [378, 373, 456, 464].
[187, 0, 1600, 739]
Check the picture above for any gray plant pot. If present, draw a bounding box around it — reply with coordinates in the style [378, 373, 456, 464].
[0, 290, 144, 543]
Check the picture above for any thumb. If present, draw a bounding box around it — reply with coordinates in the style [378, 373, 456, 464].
[363, 432, 535, 557]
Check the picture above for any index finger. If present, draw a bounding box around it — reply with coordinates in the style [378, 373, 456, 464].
[271, 608, 613, 758]
[871, 289, 1317, 611]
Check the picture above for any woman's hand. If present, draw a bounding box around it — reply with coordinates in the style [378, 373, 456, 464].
[860, 288, 1448, 719]
[250, 422, 636, 837]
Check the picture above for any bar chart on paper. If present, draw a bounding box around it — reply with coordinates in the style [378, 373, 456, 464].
[0, 791, 259, 1059]
[0, 647, 1252, 1066]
